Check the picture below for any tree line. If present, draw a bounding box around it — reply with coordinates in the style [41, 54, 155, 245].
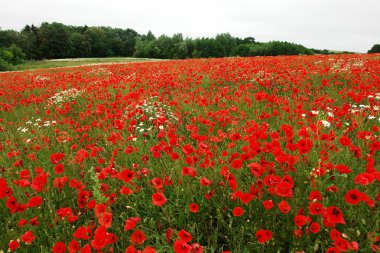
[1, 22, 375, 71]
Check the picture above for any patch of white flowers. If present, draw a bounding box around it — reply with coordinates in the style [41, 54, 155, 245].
[250, 70, 277, 82]
[46, 88, 84, 108]
[17, 117, 57, 134]
[125, 96, 178, 135]
[34, 75, 50, 82]
[321, 120, 331, 128]
[331, 58, 366, 73]
[88, 67, 112, 75]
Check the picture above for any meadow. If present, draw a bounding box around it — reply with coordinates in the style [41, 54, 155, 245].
[0, 54, 379, 253]
[9, 58, 160, 72]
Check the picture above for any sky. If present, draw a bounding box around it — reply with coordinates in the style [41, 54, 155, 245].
[1, 0, 379, 53]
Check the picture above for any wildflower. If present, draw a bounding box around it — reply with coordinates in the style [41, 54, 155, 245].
[152, 192, 166, 207]
[124, 217, 141, 231]
[345, 189, 363, 205]
[189, 203, 199, 213]
[178, 230, 192, 243]
[321, 120, 331, 128]
[232, 206, 244, 217]
[256, 229, 273, 243]
[130, 229, 146, 245]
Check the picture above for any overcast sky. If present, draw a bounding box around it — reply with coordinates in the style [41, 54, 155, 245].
[1, 0, 379, 52]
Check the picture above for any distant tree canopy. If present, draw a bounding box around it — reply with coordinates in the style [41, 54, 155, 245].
[0, 21, 344, 70]
[368, 44, 380, 54]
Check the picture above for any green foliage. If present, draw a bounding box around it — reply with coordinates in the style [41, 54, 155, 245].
[368, 44, 380, 53]
[0, 57, 13, 71]
[7, 44, 26, 64]
[0, 44, 26, 70]
[68, 32, 91, 58]
[234, 41, 313, 57]
[39, 22, 71, 59]
[0, 21, 344, 69]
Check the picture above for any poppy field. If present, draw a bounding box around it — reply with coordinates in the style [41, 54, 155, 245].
[0, 54, 379, 253]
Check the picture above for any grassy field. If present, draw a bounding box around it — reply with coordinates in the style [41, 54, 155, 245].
[0, 55, 379, 252]
[11, 57, 160, 71]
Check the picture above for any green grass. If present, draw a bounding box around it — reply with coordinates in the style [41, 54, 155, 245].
[11, 57, 161, 71]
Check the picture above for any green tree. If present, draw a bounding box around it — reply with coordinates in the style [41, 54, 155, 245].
[83, 27, 109, 57]
[368, 44, 380, 53]
[235, 44, 251, 56]
[0, 29, 19, 48]
[68, 32, 91, 58]
[7, 44, 26, 64]
[19, 25, 40, 59]
[39, 22, 70, 59]
[215, 33, 237, 56]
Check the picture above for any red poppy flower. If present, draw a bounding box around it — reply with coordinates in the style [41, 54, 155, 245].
[73, 226, 92, 240]
[152, 192, 166, 207]
[231, 159, 242, 169]
[325, 206, 345, 225]
[239, 193, 254, 205]
[308, 190, 322, 201]
[248, 162, 266, 178]
[263, 200, 274, 210]
[124, 217, 141, 231]
[309, 222, 320, 234]
[75, 149, 88, 164]
[173, 240, 191, 253]
[52, 241, 66, 253]
[53, 176, 67, 190]
[276, 181, 293, 197]
[354, 173, 375, 186]
[125, 245, 137, 253]
[8, 240, 19, 251]
[31, 174, 47, 192]
[345, 189, 363, 205]
[54, 164, 65, 174]
[142, 246, 157, 253]
[232, 206, 244, 217]
[339, 136, 351, 147]
[0, 185, 12, 199]
[189, 203, 199, 213]
[308, 202, 325, 215]
[334, 237, 349, 252]
[178, 229, 192, 243]
[166, 228, 173, 243]
[80, 244, 92, 253]
[330, 229, 341, 241]
[119, 169, 135, 183]
[199, 177, 212, 186]
[325, 247, 341, 253]
[26, 196, 43, 208]
[335, 164, 352, 174]
[95, 203, 107, 218]
[68, 239, 79, 253]
[294, 214, 308, 227]
[278, 200, 291, 214]
[98, 212, 112, 228]
[17, 218, 28, 227]
[182, 167, 196, 177]
[120, 185, 134, 195]
[256, 229, 272, 243]
[124, 145, 134, 155]
[50, 152, 65, 164]
[91, 226, 108, 250]
[130, 229, 146, 245]
[6, 196, 18, 209]
[348, 241, 359, 251]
